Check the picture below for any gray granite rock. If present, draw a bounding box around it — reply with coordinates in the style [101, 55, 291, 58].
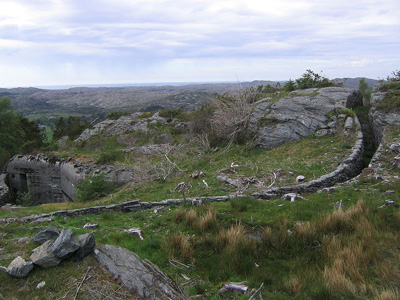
[72, 232, 96, 261]
[255, 87, 355, 149]
[6, 256, 34, 278]
[94, 245, 188, 300]
[51, 229, 80, 259]
[33, 226, 60, 244]
[30, 240, 61, 268]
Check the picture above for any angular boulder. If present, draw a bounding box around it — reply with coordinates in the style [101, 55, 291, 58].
[72, 232, 96, 261]
[95, 245, 188, 300]
[6, 256, 34, 278]
[51, 229, 80, 259]
[30, 240, 61, 268]
[32, 226, 60, 244]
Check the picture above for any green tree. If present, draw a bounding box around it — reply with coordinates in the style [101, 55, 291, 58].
[358, 78, 372, 105]
[295, 69, 333, 89]
[283, 79, 296, 92]
[0, 97, 46, 168]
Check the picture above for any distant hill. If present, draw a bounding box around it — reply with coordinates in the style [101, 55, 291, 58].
[0, 78, 378, 120]
[0, 81, 278, 119]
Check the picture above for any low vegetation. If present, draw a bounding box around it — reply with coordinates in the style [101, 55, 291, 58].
[1, 71, 400, 299]
[376, 72, 400, 113]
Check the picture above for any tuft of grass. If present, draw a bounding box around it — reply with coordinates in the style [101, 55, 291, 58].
[164, 232, 194, 260]
[198, 206, 217, 231]
[184, 209, 197, 228]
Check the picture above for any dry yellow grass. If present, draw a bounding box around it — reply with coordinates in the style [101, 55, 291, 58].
[184, 209, 197, 228]
[198, 206, 217, 231]
[168, 233, 194, 260]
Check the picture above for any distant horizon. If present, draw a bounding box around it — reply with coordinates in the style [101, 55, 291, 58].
[1, 76, 381, 90]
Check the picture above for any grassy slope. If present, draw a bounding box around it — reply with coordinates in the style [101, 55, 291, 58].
[1, 90, 400, 299]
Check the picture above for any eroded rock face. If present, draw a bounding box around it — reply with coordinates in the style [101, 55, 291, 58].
[254, 87, 355, 149]
[94, 245, 188, 300]
[369, 85, 400, 145]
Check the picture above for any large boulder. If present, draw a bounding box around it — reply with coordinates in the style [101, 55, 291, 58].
[95, 245, 188, 300]
[254, 87, 355, 149]
[30, 240, 61, 268]
[72, 232, 96, 261]
[51, 229, 80, 259]
[32, 226, 60, 244]
[6, 256, 34, 278]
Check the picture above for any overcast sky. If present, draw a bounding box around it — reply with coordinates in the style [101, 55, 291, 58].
[0, 0, 399, 87]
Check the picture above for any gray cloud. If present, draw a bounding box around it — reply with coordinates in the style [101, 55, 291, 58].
[0, 0, 399, 86]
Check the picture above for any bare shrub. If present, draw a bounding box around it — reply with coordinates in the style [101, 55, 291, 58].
[210, 87, 258, 146]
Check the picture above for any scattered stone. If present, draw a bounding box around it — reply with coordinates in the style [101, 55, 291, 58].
[219, 282, 248, 293]
[216, 176, 241, 188]
[281, 193, 308, 203]
[11, 237, 31, 245]
[94, 245, 188, 299]
[72, 233, 96, 261]
[6, 256, 34, 278]
[51, 229, 80, 259]
[33, 227, 60, 244]
[384, 190, 395, 195]
[123, 228, 144, 240]
[30, 218, 53, 225]
[0, 266, 6, 273]
[190, 171, 206, 179]
[378, 200, 396, 209]
[344, 117, 354, 130]
[83, 223, 99, 229]
[315, 129, 329, 137]
[30, 240, 61, 268]
[296, 175, 306, 183]
[0, 233, 7, 238]
[389, 143, 400, 152]
[36, 281, 46, 289]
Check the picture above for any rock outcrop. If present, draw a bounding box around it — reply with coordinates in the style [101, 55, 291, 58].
[95, 245, 188, 299]
[253, 87, 357, 149]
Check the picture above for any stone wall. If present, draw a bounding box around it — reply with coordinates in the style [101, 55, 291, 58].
[253, 117, 365, 197]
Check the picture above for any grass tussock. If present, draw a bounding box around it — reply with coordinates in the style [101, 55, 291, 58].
[174, 206, 218, 231]
[375, 288, 400, 300]
[165, 232, 194, 260]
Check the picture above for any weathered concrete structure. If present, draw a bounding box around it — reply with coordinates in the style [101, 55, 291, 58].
[5, 155, 84, 203]
[4, 154, 135, 204]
